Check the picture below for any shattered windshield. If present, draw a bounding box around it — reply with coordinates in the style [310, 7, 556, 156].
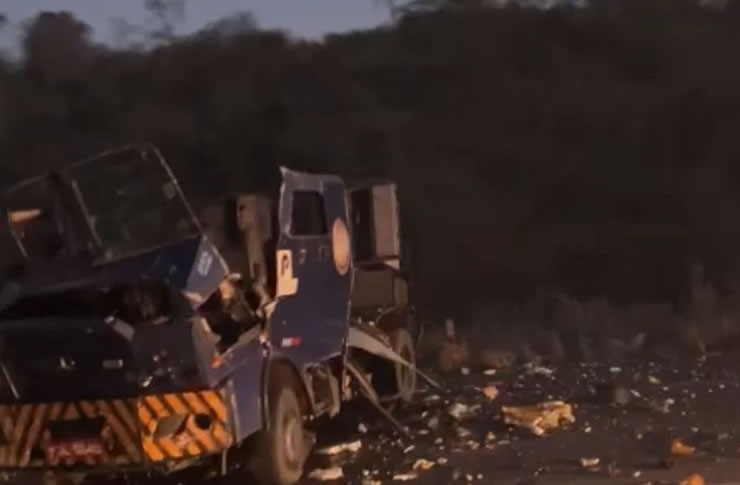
[0, 176, 71, 272]
[0, 146, 200, 269]
[65, 146, 200, 260]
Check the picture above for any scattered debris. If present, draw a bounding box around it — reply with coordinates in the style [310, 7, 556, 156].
[358, 423, 368, 434]
[403, 445, 416, 454]
[308, 467, 344, 481]
[648, 375, 661, 385]
[427, 416, 440, 429]
[437, 457, 448, 465]
[671, 439, 696, 457]
[362, 480, 382, 485]
[461, 367, 471, 375]
[649, 397, 675, 414]
[680, 473, 705, 485]
[528, 365, 555, 377]
[501, 401, 575, 436]
[483, 369, 497, 376]
[393, 472, 418, 481]
[423, 394, 441, 404]
[412, 459, 435, 471]
[485, 432, 496, 442]
[580, 457, 600, 468]
[456, 426, 472, 438]
[481, 385, 499, 401]
[315, 440, 362, 455]
[448, 402, 471, 420]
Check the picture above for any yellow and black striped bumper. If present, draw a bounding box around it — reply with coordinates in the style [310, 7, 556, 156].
[0, 390, 233, 470]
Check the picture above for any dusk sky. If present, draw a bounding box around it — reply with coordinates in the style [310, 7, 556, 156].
[0, 1, 390, 49]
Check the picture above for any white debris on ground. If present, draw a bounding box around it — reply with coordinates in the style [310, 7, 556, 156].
[448, 402, 471, 420]
[412, 458, 435, 471]
[580, 457, 600, 468]
[501, 400, 576, 436]
[315, 439, 362, 455]
[310, 330, 740, 485]
[308, 466, 344, 481]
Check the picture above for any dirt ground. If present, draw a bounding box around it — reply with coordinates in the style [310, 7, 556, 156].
[9, 343, 740, 485]
[303, 350, 740, 485]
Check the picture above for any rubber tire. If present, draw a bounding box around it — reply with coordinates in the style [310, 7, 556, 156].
[253, 385, 308, 485]
[390, 327, 417, 403]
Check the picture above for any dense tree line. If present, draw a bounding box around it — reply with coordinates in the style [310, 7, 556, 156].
[1, 0, 740, 317]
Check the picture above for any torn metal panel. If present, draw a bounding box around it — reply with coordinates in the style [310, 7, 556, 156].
[347, 326, 441, 391]
[346, 359, 410, 438]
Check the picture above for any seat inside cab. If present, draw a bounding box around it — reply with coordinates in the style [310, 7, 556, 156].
[196, 193, 278, 347]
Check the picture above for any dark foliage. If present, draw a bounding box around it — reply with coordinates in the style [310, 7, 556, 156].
[1, 1, 740, 316]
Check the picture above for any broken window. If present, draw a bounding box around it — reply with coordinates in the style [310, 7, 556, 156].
[291, 191, 328, 236]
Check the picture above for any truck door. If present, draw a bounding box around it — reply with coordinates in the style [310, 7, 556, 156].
[269, 168, 352, 364]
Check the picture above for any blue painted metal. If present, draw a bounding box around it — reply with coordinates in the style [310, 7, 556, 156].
[0, 235, 228, 312]
[268, 168, 353, 368]
[222, 336, 266, 441]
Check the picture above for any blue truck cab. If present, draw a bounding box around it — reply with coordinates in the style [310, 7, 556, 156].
[0, 144, 424, 485]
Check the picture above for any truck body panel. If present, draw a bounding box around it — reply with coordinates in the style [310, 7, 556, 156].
[0, 145, 424, 484]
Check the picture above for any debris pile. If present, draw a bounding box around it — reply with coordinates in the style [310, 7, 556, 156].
[501, 400, 576, 436]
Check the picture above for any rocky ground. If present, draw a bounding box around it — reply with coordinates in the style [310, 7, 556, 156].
[303, 350, 740, 485]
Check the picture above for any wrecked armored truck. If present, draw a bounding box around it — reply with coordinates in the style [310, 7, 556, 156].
[0, 144, 431, 485]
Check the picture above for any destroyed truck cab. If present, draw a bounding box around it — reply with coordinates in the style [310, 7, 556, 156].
[0, 144, 426, 485]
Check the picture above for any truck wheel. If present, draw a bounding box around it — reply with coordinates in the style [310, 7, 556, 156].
[254, 385, 309, 485]
[390, 327, 417, 403]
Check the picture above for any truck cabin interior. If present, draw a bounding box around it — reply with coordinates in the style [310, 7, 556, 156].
[197, 192, 278, 348]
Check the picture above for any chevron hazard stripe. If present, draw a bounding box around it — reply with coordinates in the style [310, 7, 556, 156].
[0, 389, 233, 469]
[137, 390, 232, 462]
[0, 399, 140, 468]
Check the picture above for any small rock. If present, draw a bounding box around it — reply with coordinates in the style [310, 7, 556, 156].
[648, 375, 661, 385]
[358, 423, 368, 434]
[483, 369, 497, 376]
[437, 457, 448, 465]
[461, 367, 471, 375]
[403, 445, 416, 454]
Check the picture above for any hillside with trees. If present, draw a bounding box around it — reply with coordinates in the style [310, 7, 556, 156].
[1, 0, 740, 318]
